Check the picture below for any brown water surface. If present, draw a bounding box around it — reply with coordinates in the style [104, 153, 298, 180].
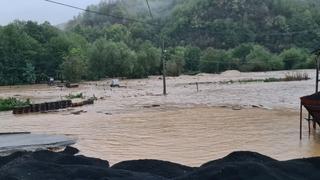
[0, 107, 319, 166]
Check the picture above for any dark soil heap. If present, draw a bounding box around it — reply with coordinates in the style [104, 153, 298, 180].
[1, 147, 320, 180]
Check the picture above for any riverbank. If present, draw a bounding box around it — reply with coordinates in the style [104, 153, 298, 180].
[1, 146, 320, 180]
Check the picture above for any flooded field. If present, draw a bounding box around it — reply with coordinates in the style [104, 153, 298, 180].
[0, 69, 319, 166]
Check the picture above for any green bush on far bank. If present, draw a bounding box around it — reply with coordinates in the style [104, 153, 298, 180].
[0, 98, 31, 111]
[65, 93, 84, 99]
[196, 45, 312, 74]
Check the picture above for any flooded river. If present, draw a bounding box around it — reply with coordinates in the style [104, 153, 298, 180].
[1, 69, 320, 165]
[0, 107, 319, 166]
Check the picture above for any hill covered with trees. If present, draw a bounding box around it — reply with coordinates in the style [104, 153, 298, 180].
[0, 0, 319, 85]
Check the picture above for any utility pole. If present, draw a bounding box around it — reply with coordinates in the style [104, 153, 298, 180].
[161, 38, 167, 95]
[145, 0, 166, 95]
[316, 55, 320, 93]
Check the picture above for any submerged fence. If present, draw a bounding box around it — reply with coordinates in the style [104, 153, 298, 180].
[12, 98, 96, 115]
[13, 100, 72, 114]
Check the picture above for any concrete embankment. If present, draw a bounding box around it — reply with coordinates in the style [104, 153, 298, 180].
[1, 147, 320, 180]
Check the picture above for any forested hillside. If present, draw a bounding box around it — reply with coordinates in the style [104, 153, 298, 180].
[0, 0, 319, 85]
[164, 0, 320, 50]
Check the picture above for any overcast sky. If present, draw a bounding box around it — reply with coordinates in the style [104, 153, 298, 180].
[0, 0, 102, 25]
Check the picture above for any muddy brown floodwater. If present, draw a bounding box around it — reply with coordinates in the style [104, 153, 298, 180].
[0, 69, 320, 166]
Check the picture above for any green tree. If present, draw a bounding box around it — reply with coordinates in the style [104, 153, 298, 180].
[41, 32, 88, 80]
[184, 46, 201, 72]
[231, 43, 255, 64]
[0, 24, 41, 85]
[136, 41, 161, 76]
[279, 48, 309, 69]
[103, 24, 131, 43]
[200, 48, 232, 73]
[23, 63, 36, 84]
[243, 45, 275, 71]
[167, 46, 186, 76]
[60, 48, 87, 83]
[88, 39, 136, 79]
[22, 21, 59, 44]
[87, 39, 108, 80]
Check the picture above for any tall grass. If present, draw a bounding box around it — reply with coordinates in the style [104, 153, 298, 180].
[264, 72, 310, 82]
[284, 72, 310, 81]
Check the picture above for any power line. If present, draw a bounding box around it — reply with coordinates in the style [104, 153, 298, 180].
[143, 0, 167, 95]
[44, 0, 159, 26]
[145, 0, 153, 19]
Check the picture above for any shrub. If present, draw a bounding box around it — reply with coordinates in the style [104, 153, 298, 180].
[136, 42, 161, 77]
[283, 72, 310, 81]
[264, 72, 310, 82]
[279, 48, 309, 70]
[0, 98, 31, 111]
[184, 46, 201, 72]
[231, 43, 255, 64]
[244, 45, 274, 71]
[306, 54, 316, 69]
[200, 47, 232, 73]
[66, 93, 84, 99]
[61, 48, 87, 83]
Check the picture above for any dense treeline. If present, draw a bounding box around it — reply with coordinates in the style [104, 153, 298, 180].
[163, 0, 320, 51]
[0, 0, 319, 85]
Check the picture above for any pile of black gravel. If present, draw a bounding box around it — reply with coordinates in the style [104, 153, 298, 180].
[1, 147, 320, 180]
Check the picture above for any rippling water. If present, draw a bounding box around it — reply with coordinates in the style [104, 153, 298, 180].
[0, 107, 319, 166]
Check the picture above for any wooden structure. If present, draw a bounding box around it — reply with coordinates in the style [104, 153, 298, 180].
[13, 100, 72, 114]
[300, 49, 320, 139]
[66, 83, 79, 88]
[300, 94, 320, 139]
[13, 98, 95, 115]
